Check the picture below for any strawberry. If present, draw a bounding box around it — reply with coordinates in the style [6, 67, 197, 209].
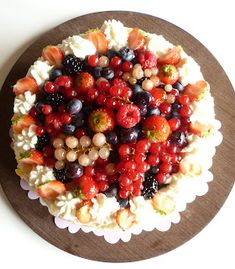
[86, 30, 108, 54]
[13, 76, 39, 96]
[158, 64, 179, 85]
[128, 28, 146, 51]
[150, 88, 167, 107]
[76, 201, 92, 223]
[11, 114, 35, 134]
[152, 192, 176, 215]
[19, 150, 44, 165]
[88, 108, 115, 133]
[37, 180, 66, 200]
[142, 115, 171, 143]
[138, 50, 157, 69]
[116, 208, 135, 230]
[78, 175, 98, 200]
[75, 72, 95, 93]
[183, 80, 208, 102]
[179, 157, 202, 175]
[116, 104, 141, 128]
[158, 47, 181, 65]
[42, 45, 64, 67]
[189, 121, 213, 137]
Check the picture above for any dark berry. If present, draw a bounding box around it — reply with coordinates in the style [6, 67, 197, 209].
[62, 54, 84, 75]
[132, 84, 144, 96]
[117, 197, 129, 208]
[149, 165, 160, 175]
[101, 67, 115, 80]
[35, 133, 50, 151]
[66, 162, 83, 179]
[105, 131, 118, 145]
[109, 149, 119, 163]
[63, 124, 76, 135]
[133, 91, 153, 107]
[104, 183, 119, 197]
[119, 46, 135, 61]
[170, 131, 187, 147]
[92, 66, 102, 78]
[172, 81, 184, 92]
[53, 168, 72, 183]
[138, 105, 148, 116]
[49, 69, 63, 81]
[45, 92, 65, 109]
[72, 113, 85, 127]
[142, 174, 159, 199]
[136, 77, 145, 86]
[147, 107, 160, 116]
[118, 127, 139, 143]
[107, 49, 118, 59]
[67, 99, 82, 114]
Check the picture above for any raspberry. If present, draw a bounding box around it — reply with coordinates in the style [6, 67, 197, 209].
[138, 51, 157, 69]
[116, 104, 141, 128]
[112, 78, 127, 89]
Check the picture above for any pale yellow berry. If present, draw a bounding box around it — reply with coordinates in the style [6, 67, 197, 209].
[98, 56, 109, 67]
[151, 67, 158, 76]
[78, 154, 90, 167]
[80, 135, 91, 147]
[105, 163, 116, 176]
[122, 72, 131, 81]
[55, 160, 65, 170]
[142, 79, 154, 91]
[167, 93, 176, 104]
[144, 69, 152, 78]
[53, 138, 64, 148]
[66, 150, 77, 162]
[129, 77, 137, 85]
[150, 75, 160, 87]
[132, 68, 144, 80]
[92, 133, 106, 147]
[165, 84, 173, 92]
[99, 147, 110, 159]
[88, 148, 99, 161]
[54, 148, 66, 161]
[134, 64, 142, 69]
[65, 136, 79, 149]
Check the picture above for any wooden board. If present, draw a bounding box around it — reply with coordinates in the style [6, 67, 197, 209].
[0, 11, 234, 262]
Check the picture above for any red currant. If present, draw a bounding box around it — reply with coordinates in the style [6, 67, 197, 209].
[121, 87, 133, 99]
[119, 188, 129, 199]
[168, 118, 181, 131]
[110, 56, 122, 68]
[121, 61, 133, 72]
[96, 94, 107, 105]
[147, 154, 160, 166]
[60, 113, 72, 124]
[42, 104, 52, 115]
[95, 171, 107, 182]
[155, 173, 167, 184]
[118, 144, 131, 157]
[97, 80, 110, 92]
[114, 69, 123, 78]
[98, 180, 109, 192]
[172, 164, 179, 173]
[136, 139, 151, 153]
[167, 144, 177, 154]
[43, 145, 54, 157]
[109, 86, 122, 97]
[149, 143, 161, 154]
[35, 126, 45, 136]
[74, 128, 86, 139]
[29, 106, 38, 118]
[87, 54, 99, 67]
[87, 88, 98, 101]
[134, 153, 146, 164]
[171, 89, 179, 96]
[125, 184, 134, 192]
[159, 163, 172, 174]
[44, 81, 58, 94]
[133, 188, 142, 196]
[124, 160, 137, 171]
[119, 174, 132, 187]
[84, 166, 95, 177]
[136, 161, 150, 173]
[160, 153, 172, 163]
[106, 98, 118, 109]
[55, 75, 73, 88]
[180, 105, 192, 117]
[178, 94, 190, 105]
[181, 117, 191, 125]
[159, 102, 172, 114]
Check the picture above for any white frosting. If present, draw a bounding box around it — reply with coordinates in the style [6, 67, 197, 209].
[28, 165, 55, 187]
[101, 20, 129, 51]
[59, 35, 96, 58]
[146, 33, 174, 56]
[27, 58, 53, 86]
[13, 91, 36, 115]
[14, 125, 37, 151]
[55, 192, 81, 221]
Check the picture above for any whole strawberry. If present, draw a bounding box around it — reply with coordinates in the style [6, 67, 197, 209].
[158, 64, 179, 85]
[88, 108, 115, 132]
[75, 72, 95, 93]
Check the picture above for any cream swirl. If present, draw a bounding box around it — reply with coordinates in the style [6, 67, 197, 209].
[13, 91, 36, 115]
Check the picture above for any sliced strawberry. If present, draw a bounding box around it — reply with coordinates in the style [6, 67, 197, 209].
[13, 76, 39, 96]
[189, 121, 213, 137]
[42, 45, 64, 67]
[128, 28, 146, 51]
[183, 80, 208, 102]
[76, 201, 92, 223]
[86, 31, 108, 54]
[116, 208, 135, 230]
[158, 64, 179, 85]
[19, 150, 44, 165]
[158, 47, 181, 65]
[37, 180, 66, 200]
[74, 72, 95, 93]
[11, 114, 35, 134]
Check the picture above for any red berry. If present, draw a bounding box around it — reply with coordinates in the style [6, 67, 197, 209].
[180, 105, 192, 117]
[112, 78, 128, 89]
[170, 154, 178, 163]
[29, 106, 38, 118]
[109, 86, 122, 97]
[44, 157, 56, 168]
[134, 153, 146, 164]
[43, 146, 54, 157]
[167, 144, 177, 154]
[87, 88, 98, 101]
[42, 104, 52, 115]
[136, 139, 151, 153]
[75, 128, 86, 139]
[119, 188, 129, 199]
[116, 104, 141, 128]
[106, 98, 118, 109]
[171, 89, 179, 96]
[35, 126, 45, 136]
[60, 113, 72, 124]
[136, 161, 150, 173]
[138, 51, 157, 69]
[133, 188, 142, 196]
[128, 171, 138, 180]
[181, 117, 191, 125]
[64, 88, 77, 99]
[125, 184, 134, 192]
[96, 94, 107, 105]
[55, 75, 73, 88]
[58, 104, 66, 113]
[124, 161, 137, 171]
[155, 173, 167, 184]
[88, 54, 99, 67]
[178, 94, 190, 105]
[168, 118, 181, 131]
[150, 143, 161, 154]
[118, 144, 131, 157]
[121, 61, 133, 72]
[44, 81, 58, 93]
[84, 166, 95, 177]
[95, 171, 107, 182]
[121, 87, 133, 99]
[172, 164, 180, 173]
[110, 56, 122, 68]
[114, 69, 123, 78]
[159, 102, 172, 114]
[159, 163, 172, 174]
[147, 155, 160, 166]
[98, 180, 109, 191]
[160, 152, 172, 163]
[119, 174, 132, 187]
[97, 80, 110, 92]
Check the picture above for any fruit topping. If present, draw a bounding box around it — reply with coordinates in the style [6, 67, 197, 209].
[183, 80, 208, 101]
[158, 47, 181, 65]
[138, 51, 157, 69]
[158, 64, 179, 85]
[86, 30, 108, 54]
[13, 76, 39, 96]
[19, 150, 44, 165]
[116, 208, 135, 230]
[142, 174, 159, 199]
[75, 72, 95, 93]
[128, 28, 146, 51]
[42, 45, 64, 67]
[11, 115, 35, 134]
[116, 104, 141, 128]
[76, 201, 93, 223]
[37, 180, 66, 200]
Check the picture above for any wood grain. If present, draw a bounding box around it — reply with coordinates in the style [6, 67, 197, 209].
[0, 11, 234, 262]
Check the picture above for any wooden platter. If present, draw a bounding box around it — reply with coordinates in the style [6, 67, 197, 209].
[0, 11, 234, 262]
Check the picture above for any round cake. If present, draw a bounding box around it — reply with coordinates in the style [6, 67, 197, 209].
[11, 20, 222, 233]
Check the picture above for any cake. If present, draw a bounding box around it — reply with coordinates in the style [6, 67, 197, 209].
[11, 20, 222, 233]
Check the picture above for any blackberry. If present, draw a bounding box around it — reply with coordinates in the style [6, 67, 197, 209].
[62, 54, 84, 75]
[53, 168, 72, 183]
[142, 174, 159, 199]
[35, 134, 50, 151]
[45, 92, 65, 109]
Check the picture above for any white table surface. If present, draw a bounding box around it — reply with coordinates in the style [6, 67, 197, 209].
[0, 0, 234, 268]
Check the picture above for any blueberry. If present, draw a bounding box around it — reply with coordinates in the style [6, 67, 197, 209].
[170, 131, 187, 146]
[49, 69, 62, 81]
[66, 162, 83, 179]
[109, 149, 119, 163]
[63, 124, 76, 135]
[132, 84, 144, 96]
[133, 91, 153, 107]
[138, 105, 148, 116]
[117, 198, 129, 208]
[147, 107, 160, 116]
[171, 111, 179, 118]
[172, 102, 181, 111]
[119, 46, 135, 61]
[72, 113, 84, 127]
[35, 102, 44, 112]
[67, 99, 82, 114]
[106, 131, 118, 145]
[107, 49, 118, 59]
[148, 165, 160, 175]
[119, 127, 139, 143]
[101, 67, 115, 80]
[172, 81, 184, 92]
[104, 183, 119, 197]
[92, 66, 102, 78]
